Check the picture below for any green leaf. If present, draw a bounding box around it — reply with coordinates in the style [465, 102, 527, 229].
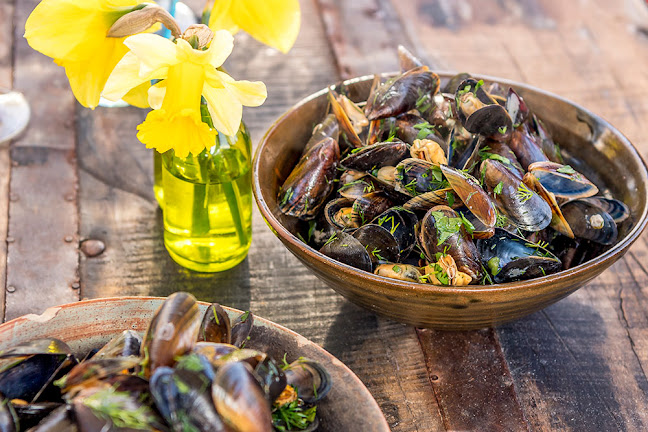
[557, 165, 576, 175]
[494, 181, 503, 195]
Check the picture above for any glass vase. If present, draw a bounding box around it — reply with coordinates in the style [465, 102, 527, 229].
[161, 122, 253, 272]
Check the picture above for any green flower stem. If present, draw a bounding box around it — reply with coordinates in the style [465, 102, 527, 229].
[218, 132, 248, 247]
[192, 152, 211, 236]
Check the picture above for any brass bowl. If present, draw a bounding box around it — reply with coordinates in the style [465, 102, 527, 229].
[253, 73, 648, 330]
[0, 297, 390, 431]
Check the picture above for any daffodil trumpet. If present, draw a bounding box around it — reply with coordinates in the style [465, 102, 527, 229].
[103, 25, 267, 157]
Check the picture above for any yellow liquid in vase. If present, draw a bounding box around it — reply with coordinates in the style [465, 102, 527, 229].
[161, 126, 253, 272]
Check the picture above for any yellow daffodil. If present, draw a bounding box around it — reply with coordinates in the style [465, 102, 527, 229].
[24, 0, 156, 109]
[207, 0, 301, 54]
[103, 29, 267, 157]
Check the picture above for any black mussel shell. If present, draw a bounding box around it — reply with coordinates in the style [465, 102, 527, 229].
[581, 197, 630, 223]
[28, 405, 76, 432]
[441, 164, 496, 228]
[351, 192, 395, 226]
[0, 339, 75, 403]
[464, 104, 512, 138]
[198, 303, 232, 345]
[398, 45, 425, 72]
[366, 67, 440, 120]
[394, 158, 447, 196]
[395, 114, 447, 151]
[324, 197, 357, 230]
[212, 361, 272, 432]
[192, 342, 238, 366]
[341, 141, 409, 172]
[59, 357, 141, 395]
[319, 231, 372, 272]
[303, 114, 339, 154]
[284, 359, 332, 404]
[231, 311, 255, 349]
[480, 139, 524, 177]
[13, 402, 62, 431]
[253, 356, 287, 403]
[94, 330, 142, 359]
[442, 73, 472, 94]
[278, 137, 340, 220]
[371, 207, 418, 257]
[508, 128, 549, 170]
[352, 224, 400, 266]
[141, 292, 202, 377]
[481, 159, 552, 231]
[530, 114, 563, 163]
[561, 200, 618, 245]
[477, 228, 562, 283]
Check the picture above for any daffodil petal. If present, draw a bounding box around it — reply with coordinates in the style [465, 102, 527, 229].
[231, 0, 300, 53]
[202, 86, 242, 137]
[103, 51, 167, 102]
[210, 70, 266, 107]
[148, 80, 167, 110]
[137, 108, 216, 158]
[122, 81, 151, 108]
[124, 33, 179, 76]
[207, 0, 240, 34]
[59, 37, 131, 108]
[207, 30, 234, 69]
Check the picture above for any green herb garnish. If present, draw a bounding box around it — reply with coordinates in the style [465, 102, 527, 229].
[494, 181, 503, 195]
[557, 165, 576, 175]
[83, 386, 156, 430]
[273, 401, 317, 431]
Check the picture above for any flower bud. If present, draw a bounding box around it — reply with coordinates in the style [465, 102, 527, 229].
[107, 5, 181, 38]
[182, 25, 214, 50]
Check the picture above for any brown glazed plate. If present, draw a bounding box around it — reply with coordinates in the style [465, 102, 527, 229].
[253, 72, 648, 330]
[0, 297, 390, 432]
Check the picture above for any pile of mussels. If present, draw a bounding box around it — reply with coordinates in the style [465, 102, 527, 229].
[278, 47, 629, 286]
[0, 293, 330, 431]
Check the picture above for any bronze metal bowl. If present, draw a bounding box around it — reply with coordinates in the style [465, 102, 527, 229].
[253, 73, 648, 330]
[0, 297, 390, 431]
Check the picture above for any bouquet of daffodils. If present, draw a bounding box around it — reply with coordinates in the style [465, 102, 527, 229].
[24, 0, 300, 157]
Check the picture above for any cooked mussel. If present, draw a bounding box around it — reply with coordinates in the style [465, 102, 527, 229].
[231, 310, 255, 349]
[455, 78, 512, 138]
[366, 66, 440, 120]
[417, 205, 482, 280]
[283, 359, 331, 404]
[94, 330, 142, 359]
[340, 141, 409, 172]
[477, 228, 562, 283]
[319, 231, 372, 272]
[394, 158, 446, 196]
[527, 161, 599, 200]
[371, 207, 418, 257]
[561, 199, 618, 245]
[440, 164, 496, 229]
[303, 114, 339, 154]
[198, 303, 232, 345]
[278, 136, 340, 220]
[324, 197, 358, 230]
[375, 263, 422, 282]
[352, 224, 400, 265]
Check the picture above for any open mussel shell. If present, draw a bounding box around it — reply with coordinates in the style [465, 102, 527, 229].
[0, 338, 76, 403]
[398, 45, 424, 72]
[508, 128, 549, 170]
[338, 178, 375, 201]
[394, 158, 446, 196]
[530, 114, 563, 163]
[278, 136, 340, 220]
[340, 141, 409, 172]
[481, 159, 552, 231]
[329, 89, 363, 149]
[253, 356, 287, 403]
[455, 78, 512, 139]
[477, 228, 562, 283]
[581, 197, 630, 223]
[442, 72, 472, 94]
[523, 172, 574, 238]
[459, 207, 495, 239]
[324, 197, 357, 230]
[528, 161, 599, 199]
[371, 207, 418, 257]
[351, 192, 395, 226]
[366, 66, 440, 120]
[231, 311, 255, 349]
[319, 231, 372, 272]
[417, 205, 482, 280]
[151, 363, 227, 432]
[192, 342, 238, 365]
[403, 188, 456, 212]
[303, 114, 339, 154]
[352, 224, 400, 266]
[212, 361, 272, 432]
[94, 330, 142, 359]
[141, 292, 202, 377]
[59, 357, 141, 395]
[440, 164, 496, 228]
[199, 303, 232, 345]
[505, 88, 529, 127]
[561, 200, 618, 245]
[284, 359, 332, 404]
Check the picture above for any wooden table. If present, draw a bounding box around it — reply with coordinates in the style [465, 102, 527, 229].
[4, 0, 648, 430]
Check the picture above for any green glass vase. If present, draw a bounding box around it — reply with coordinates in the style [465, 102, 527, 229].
[159, 123, 253, 272]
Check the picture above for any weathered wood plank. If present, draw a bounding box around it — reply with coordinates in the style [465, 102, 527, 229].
[417, 328, 529, 431]
[6, 0, 79, 320]
[0, 0, 15, 321]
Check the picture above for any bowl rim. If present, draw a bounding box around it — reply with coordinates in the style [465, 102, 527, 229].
[253, 72, 648, 296]
[0, 296, 390, 430]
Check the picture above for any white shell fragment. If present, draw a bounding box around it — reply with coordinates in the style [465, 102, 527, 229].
[0, 90, 30, 145]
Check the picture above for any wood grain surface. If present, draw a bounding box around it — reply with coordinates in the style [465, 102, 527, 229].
[4, 0, 648, 430]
